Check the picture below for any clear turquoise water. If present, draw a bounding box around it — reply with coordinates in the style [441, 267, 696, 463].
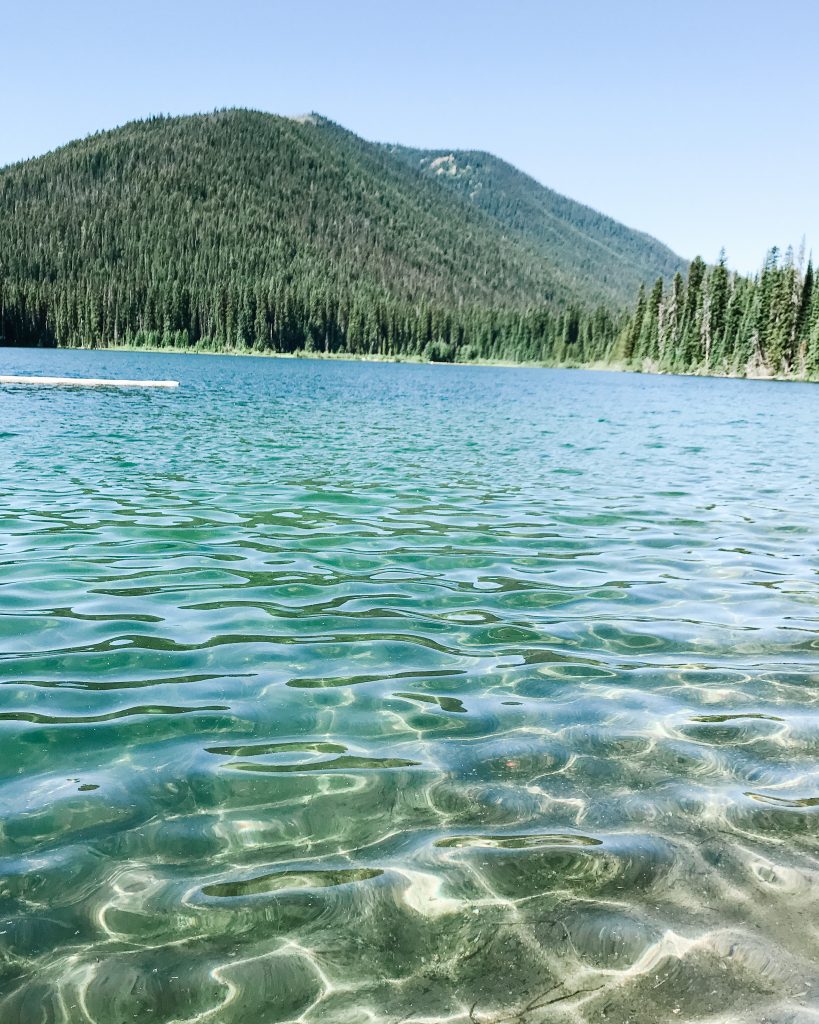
[0, 349, 817, 1024]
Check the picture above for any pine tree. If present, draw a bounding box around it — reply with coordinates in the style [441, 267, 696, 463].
[705, 250, 729, 369]
[621, 283, 645, 363]
[678, 256, 706, 369]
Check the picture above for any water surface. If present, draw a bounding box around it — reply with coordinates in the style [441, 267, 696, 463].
[0, 350, 817, 1023]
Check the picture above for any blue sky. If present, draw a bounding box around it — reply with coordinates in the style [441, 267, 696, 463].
[2, 0, 815, 274]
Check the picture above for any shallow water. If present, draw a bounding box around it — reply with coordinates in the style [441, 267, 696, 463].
[0, 349, 817, 1024]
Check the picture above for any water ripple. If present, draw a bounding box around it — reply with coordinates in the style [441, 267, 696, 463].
[0, 351, 817, 1022]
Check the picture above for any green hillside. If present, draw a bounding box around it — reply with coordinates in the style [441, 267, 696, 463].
[0, 109, 684, 360]
[385, 145, 688, 306]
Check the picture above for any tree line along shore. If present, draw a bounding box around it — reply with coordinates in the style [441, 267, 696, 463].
[3, 245, 817, 381]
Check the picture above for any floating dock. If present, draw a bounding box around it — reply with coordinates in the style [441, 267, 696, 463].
[0, 375, 179, 388]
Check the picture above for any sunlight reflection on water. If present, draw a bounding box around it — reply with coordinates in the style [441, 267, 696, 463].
[0, 350, 817, 1022]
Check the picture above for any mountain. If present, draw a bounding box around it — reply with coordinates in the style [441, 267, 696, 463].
[0, 109, 686, 361]
[384, 145, 687, 306]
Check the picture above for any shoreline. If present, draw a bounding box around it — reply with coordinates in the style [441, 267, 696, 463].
[2, 343, 816, 384]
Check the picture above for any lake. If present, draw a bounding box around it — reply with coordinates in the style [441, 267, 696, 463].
[0, 348, 817, 1023]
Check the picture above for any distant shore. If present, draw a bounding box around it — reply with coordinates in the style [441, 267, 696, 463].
[3, 343, 816, 383]
[3, 342, 593, 371]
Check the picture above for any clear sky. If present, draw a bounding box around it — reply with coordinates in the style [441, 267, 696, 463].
[2, 0, 815, 274]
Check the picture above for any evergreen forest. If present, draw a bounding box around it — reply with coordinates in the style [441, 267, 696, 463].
[0, 109, 673, 364]
[1, 108, 816, 379]
[618, 246, 819, 379]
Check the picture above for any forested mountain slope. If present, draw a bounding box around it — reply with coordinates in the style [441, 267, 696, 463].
[386, 144, 687, 306]
[0, 109, 684, 360]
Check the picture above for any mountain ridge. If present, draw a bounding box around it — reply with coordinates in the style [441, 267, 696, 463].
[384, 142, 686, 306]
[0, 108, 685, 360]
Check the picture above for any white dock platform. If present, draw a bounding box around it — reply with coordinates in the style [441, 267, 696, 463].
[0, 375, 179, 388]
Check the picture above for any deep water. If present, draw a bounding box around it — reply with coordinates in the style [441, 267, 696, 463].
[0, 349, 817, 1023]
